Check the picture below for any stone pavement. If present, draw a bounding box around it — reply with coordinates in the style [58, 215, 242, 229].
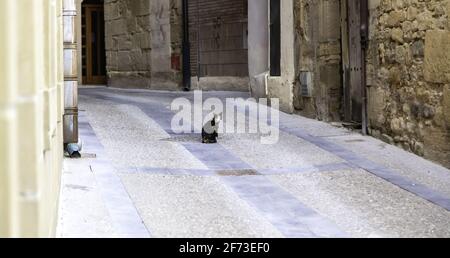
[57, 86, 450, 238]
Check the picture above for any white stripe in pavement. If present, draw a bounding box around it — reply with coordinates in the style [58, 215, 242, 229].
[79, 114, 151, 238]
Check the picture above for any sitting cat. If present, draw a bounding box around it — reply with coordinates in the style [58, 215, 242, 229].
[202, 113, 222, 144]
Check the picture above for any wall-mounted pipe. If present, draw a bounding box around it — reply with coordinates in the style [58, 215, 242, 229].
[63, 0, 79, 144]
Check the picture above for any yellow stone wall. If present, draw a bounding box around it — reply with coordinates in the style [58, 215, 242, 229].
[0, 0, 65, 237]
[366, 0, 450, 168]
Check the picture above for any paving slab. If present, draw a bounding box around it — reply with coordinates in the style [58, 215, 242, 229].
[119, 173, 284, 238]
[57, 158, 115, 238]
[270, 169, 450, 238]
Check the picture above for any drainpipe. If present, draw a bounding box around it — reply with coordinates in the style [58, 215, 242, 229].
[63, 0, 79, 146]
[182, 0, 192, 91]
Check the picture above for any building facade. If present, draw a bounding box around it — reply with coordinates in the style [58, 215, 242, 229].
[0, 0, 65, 237]
[101, 0, 249, 91]
[247, 0, 450, 168]
[104, 0, 184, 89]
[367, 0, 450, 167]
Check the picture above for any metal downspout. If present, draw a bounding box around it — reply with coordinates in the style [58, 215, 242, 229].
[63, 0, 79, 145]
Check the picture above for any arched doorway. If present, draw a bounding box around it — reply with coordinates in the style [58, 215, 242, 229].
[82, 0, 106, 85]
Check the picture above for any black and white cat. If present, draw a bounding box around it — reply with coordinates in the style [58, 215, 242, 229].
[202, 113, 222, 144]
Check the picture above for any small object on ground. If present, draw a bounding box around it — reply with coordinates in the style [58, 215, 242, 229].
[66, 138, 83, 158]
[202, 113, 222, 144]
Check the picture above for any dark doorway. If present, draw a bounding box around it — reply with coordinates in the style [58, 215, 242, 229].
[188, 0, 249, 78]
[82, 0, 106, 85]
[270, 0, 281, 76]
[342, 0, 368, 129]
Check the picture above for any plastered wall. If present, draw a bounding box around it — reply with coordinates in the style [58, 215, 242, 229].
[0, 0, 65, 237]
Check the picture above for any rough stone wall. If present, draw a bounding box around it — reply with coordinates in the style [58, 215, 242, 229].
[170, 0, 183, 77]
[293, 0, 342, 121]
[104, 0, 183, 89]
[367, 0, 450, 167]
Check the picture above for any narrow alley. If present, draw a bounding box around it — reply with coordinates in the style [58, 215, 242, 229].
[2, 0, 450, 241]
[58, 87, 450, 238]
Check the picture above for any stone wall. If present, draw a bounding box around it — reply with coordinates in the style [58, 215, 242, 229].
[104, 0, 183, 90]
[367, 0, 450, 167]
[293, 0, 343, 121]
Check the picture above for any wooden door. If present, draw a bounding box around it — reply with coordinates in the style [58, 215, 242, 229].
[342, 0, 369, 125]
[82, 4, 106, 85]
[347, 0, 363, 123]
